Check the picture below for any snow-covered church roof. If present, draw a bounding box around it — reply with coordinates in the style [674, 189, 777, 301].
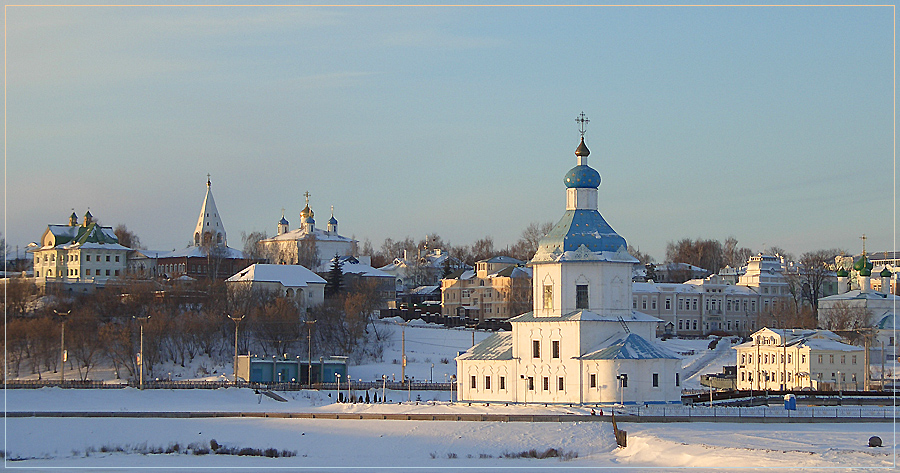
[456, 332, 513, 361]
[580, 333, 680, 360]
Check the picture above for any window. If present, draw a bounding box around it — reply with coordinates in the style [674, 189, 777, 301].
[852, 355, 857, 365]
[817, 355, 823, 364]
[590, 373, 596, 388]
[532, 340, 540, 358]
[741, 354, 745, 364]
[787, 354, 792, 363]
[781, 354, 784, 364]
[652, 373, 659, 387]
[86, 255, 91, 261]
[542, 285, 553, 310]
[651, 298, 657, 310]
[552, 340, 560, 359]
[692, 320, 697, 330]
[115, 255, 120, 262]
[840, 355, 845, 364]
[527, 377, 534, 391]
[749, 354, 753, 364]
[675, 373, 680, 387]
[106, 255, 110, 262]
[829, 354, 834, 364]
[802, 354, 806, 364]
[106, 270, 110, 276]
[665, 298, 671, 310]
[484, 376, 491, 390]
[499, 377, 505, 390]
[633, 298, 637, 309]
[576, 284, 589, 309]
[558, 377, 565, 391]
[641, 297, 647, 310]
[543, 377, 549, 391]
[692, 298, 698, 311]
[678, 320, 683, 330]
[470, 376, 476, 389]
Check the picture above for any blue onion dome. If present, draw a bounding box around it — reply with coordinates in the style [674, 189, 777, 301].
[836, 267, 849, 278]
[564, 165, 601, 188]
[279, 216, 289, 225]
[328, 215, 338, 225]
[880, 267, 892, 278]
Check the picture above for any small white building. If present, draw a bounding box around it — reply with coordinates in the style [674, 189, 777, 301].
[733, 327, 865, 391]
[225, 263, 326, 311]
[456, 124, 681, 405]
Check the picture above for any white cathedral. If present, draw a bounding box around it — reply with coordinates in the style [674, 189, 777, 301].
[456, 119, 682, 405]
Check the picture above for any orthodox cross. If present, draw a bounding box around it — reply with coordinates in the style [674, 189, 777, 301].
[207, 173, 211, 186]
[330, 205, 335, 217]
[304, 191, 311, 206]
[281, 207, 286, 218]
[860, 234, 867, 255]
[576, 111, 590, 137]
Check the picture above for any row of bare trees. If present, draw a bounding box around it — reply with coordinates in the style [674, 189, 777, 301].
[2, 277, 388, 382]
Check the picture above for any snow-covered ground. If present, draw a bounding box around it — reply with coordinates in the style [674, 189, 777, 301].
[4, 320, 896, 470]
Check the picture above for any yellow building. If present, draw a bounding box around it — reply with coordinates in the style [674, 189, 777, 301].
[733, 327, 865, 391]
[440, 256, 531, 322]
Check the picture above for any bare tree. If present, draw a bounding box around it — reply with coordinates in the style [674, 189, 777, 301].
[509, 221, 554, 261]
[627, 245, 655, 265]
[241, 231, 268, 261]
[797, 249, 844, 319]
[820, 301, 870, 331]
[723, 237, 753, 268]
[665, 238, 724, 273]
[114, 224, 144, 250]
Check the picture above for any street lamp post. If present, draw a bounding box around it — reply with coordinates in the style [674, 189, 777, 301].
[53, 310, 70, 383]
[450, 375, 456, 403]
[335, 373, 341, 402]
[227, 314, 245, 385]
[382, 375, 387, 404]
[133, 315, 150, 390]
[305, 320, 316, 386]
[430, 363, 434, 384]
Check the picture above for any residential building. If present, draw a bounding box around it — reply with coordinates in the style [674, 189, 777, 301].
[31, 210, 130, 292]
[456, 124, 681, 405]
[259, 193, 356, 272]
[440, 256, 532, 322]
[379, 247, 466, 293]
[331, 255, 396, 310]
[633, 254, 796, 337]
[733, 327, 864, 391]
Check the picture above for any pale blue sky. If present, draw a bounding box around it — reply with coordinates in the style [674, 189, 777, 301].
[5, 4, 895, 262]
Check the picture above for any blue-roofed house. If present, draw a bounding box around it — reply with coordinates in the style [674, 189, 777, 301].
[456, 120, 682, 405]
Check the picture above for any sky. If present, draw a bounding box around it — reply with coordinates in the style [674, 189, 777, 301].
[4, 3, 895, 263]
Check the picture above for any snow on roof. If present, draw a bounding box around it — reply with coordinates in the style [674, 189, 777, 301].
[800, 338, 863, 352]
[226, 263, 325, 287]
[162, 245, 246, 259]
[456, 332, 513, 361]
[340, 262, 392, 278]
[408, 285, 440, 295]
[264, 227, 355, 243]
[478, 256, 525, 265]
[509, 309, 661, 324]
[819, 290, 900, 302]
[580, 333, 680, 360]
[489, 266, 532, 278]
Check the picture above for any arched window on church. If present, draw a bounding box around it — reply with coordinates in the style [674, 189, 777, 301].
[216, 233, 222, 244]
[194, 233, 200, 245]
[286, 288, 294, 297]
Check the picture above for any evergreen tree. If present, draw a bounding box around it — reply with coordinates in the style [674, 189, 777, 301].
[325, 254, 344, 298]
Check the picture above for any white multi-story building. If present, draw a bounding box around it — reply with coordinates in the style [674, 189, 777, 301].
[31, 210, 130, 292]
[225, 263, 326, 312]
[456, 124, 681, 405]
[734, 327, 865, 391]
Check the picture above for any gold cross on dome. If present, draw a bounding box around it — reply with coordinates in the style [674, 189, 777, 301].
[304, 191, 311, 206]
[576, 111, 590, 137]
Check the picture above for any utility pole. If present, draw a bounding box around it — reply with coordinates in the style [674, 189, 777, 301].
[53, 310, 70, 383]
[305, 320, 317, 386]
[134, 315, 150, 390]
[228, 314, 245, 384]
[399, 321, 407, 382]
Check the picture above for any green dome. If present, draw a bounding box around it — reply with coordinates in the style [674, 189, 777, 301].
[853, 257, 868, 271]
[880, 267, 892, 278]
[859, 267, 872, 277]
[836, 267, 849, 277]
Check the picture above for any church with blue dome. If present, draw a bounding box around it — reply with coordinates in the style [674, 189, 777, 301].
[456, 114, 682, 405]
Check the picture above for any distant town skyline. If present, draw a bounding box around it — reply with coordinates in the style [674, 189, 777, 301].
[5, 5, 894, 263]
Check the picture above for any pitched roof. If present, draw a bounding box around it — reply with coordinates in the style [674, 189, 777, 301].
[456, 332, 513, 361]
[225, 263, 325, 287]
[580, 333, 680, 360]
